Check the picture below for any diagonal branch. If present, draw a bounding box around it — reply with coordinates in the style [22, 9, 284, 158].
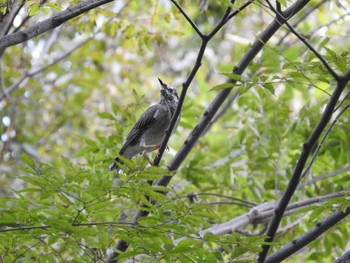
[333, 250, 350, 263]
[0, 35, 93, 101]
[154, 0, 254, 170]
[277, 0, 329, 46]
[298, 164, 350, 189]
[0, 0, 114, 50]
[266, 0, 340, 80]
[106, 1, 254, 262]
[122, 191, 349, 263]
[170, 0, 204, 39]
[157, 0, 310, 187]
[265, 206, 350, 263]
[12, 0, 49, 34]
[227, 0, 255, 21]
[301, 104, 350, 180]
[258, 55, 350, 263]
[107, 0, 310, 261]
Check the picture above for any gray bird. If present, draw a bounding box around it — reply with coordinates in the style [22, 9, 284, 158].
[109, 78, 180, 172]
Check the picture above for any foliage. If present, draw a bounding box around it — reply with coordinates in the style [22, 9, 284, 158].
[0, 0, 350, 262]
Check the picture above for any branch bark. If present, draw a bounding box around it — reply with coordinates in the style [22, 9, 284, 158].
[106, 1, 254, 261]
[0, 0, 114, 50]
[122, 191, 349, 263]
[259, 67, 350, 262]
[334, 250, 350, 263]
[157, 0, 310, 184]
[265, 207, 350, 263]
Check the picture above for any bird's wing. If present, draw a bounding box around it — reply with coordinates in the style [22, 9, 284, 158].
[120, 105, 158, 153]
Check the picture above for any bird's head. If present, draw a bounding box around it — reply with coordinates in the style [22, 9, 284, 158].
[158, 78, 179, 105]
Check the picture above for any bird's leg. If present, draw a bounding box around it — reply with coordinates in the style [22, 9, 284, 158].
[142, 143, 161, 150]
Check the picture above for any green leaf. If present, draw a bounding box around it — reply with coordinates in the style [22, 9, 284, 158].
[124, 24, 136, 39]
[210, 82, 236, 91]
[28, 3, 40, 16]
[308, 206, 325, 222]
[277, 0, 287, 6]
[220, 72, 242, 81]
[260, 83, 275, 95]
[98, 112, 115, 120]
[21, 152, 35, 170]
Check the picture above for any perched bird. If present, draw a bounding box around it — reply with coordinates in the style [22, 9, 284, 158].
[109, 78, 180, 172]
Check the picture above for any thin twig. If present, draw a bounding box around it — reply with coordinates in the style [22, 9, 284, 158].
[202, 91, 239, 136]
[298, 164, 350, 189]
[154, 0, 254, 168]
[11, 0, 49, 34]
[0, 59, 6, 98]
[277, 0, 329, 46]
[173, 192, 257, 207]
[227, 0, 255, 20]
[334, 87, 350, 112]
[107, 1, 255, 261]
[301, 104, 350, 180]
[0, 36, 92, 100]
[170, 0, 204, 39]
[266, 0, 340, 81]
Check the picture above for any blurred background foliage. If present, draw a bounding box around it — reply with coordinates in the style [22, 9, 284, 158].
[0, 0, 350, 262]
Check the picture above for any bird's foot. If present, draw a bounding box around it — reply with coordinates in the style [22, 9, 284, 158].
[158, 145, 169, 154]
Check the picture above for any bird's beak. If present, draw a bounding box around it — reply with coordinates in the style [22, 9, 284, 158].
[158, 78, 165, 88]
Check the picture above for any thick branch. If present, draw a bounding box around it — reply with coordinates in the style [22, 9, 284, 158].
[259, 48, 350, 263]
[265, 207, 350, 263]
[0, 0, 114, 50]
[334, 250, 350, 263]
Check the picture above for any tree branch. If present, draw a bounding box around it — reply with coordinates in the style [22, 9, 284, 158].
[107, 0, 311, 261]
[277, 0, 329, 46]
[157, 0, 310, 187]
[301, 104, 350, 180]
[266, 0, 340, 80]
[258, 45, 350, 263]
[0, 0, 114, 50]
[298, 164, 350, 189]
[11, 0, 49, 34]
[106, 1, 254, 262]
[0, 35, 93, 101]
[265, 207, 350, 263]
[170, 0, 204, 39]
[153, 0, 254, 169]
[333, 250, 350, 263]
[122, 191, 349, 263]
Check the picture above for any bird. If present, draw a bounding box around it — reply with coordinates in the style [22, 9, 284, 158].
[109, 78, 180, 172]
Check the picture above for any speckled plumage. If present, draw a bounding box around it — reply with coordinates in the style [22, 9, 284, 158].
[109, 79, 180, 172]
